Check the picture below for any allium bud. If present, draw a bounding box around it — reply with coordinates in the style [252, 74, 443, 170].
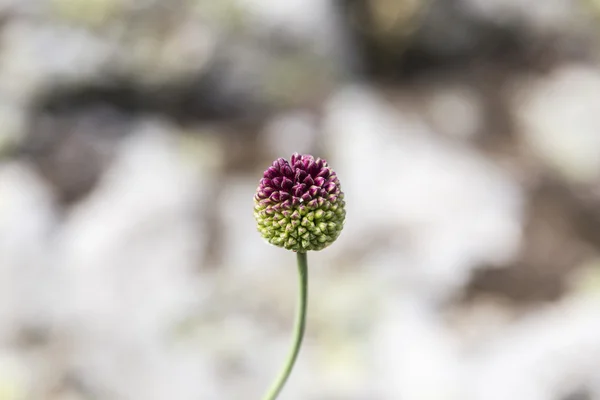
[254, 153, 346, 251]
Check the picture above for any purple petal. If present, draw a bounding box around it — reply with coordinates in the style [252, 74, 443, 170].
[291, 153, 300, 165]
[282, 177, 293, 190]
[282, 165, 293, 178]
[307, 199, 318, 208]
[260, 178, 273, 188]
[272, 158, 283, 168]
[292, 183, 306, 197]
[316, 168, 330, 179]
[301, 154, 313, 164]
[270, 192, 281, 202]
[314, 177, 325, 187]
[272, 177, 283, 188]
[307, 161, 319, 176]
[295, 169, 307, 183]
[263, 187, 275, 196]
[264, 167, 279, 179]
[308, 186, 319, 197]
[301, 193, 312, 202]
[325, 182, 336, 193]
[277, 158, 288, 170]
[279, 191, 291, 201]
[303, 175, 314, 186]
[281, 200, 292, 209]
[292, 197, 301, 207]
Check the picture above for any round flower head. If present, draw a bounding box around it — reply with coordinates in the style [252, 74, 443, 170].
[254, 153, 346, 252]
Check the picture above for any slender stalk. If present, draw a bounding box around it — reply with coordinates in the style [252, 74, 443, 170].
[262, 252, 309, 400]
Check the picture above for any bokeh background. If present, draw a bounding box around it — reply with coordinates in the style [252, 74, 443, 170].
[1, 0, 600, 399]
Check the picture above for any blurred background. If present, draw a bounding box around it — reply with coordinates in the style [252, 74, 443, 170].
[1, 0, 600, 399]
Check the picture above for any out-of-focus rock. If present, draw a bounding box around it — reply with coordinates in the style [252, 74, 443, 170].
[465, 0, 586, 34]
[422, 84, 484, 139]
[324, 86, 523, 301]
[372, 296, 465, 400]
[0, 103, 25, 159]
[20, 107, 131, 205]
[514, 64, 600, 184]
[234, 0, 349, 58]
[471, 295, 600, 400]
[51, 124, 215, 400]
[0, 163, 57, 342]
[0, 21, 114, 101]
[108, 13, 216, 87]
[464, 181, 597, 305]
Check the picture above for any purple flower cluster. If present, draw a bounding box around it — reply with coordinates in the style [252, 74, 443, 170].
[254, 153, 345, 251]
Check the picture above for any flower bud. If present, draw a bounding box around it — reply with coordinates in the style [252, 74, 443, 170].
[254, 153, 346, 251]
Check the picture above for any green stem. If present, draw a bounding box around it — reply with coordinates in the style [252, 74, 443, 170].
[262, 252, 309, 400]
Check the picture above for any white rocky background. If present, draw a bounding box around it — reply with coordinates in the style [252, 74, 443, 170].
[1, 0, 600, 399]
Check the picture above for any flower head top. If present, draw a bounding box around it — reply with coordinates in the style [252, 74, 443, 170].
[254, 153, 345, 252]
